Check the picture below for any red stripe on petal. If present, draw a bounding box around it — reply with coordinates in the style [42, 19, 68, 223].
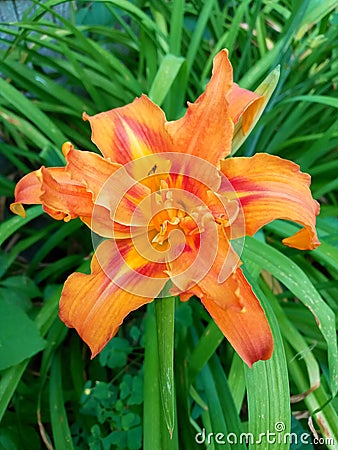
[221, 153, 320, 250]
[166, 50, 234, 165]
[83, 95, 172, 164]
[59, 238, 167, 357]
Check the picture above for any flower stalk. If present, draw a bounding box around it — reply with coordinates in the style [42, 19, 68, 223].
[155, 294, 176, 440]
[144, 299, 178, 449]
[143, 303, 161, 449]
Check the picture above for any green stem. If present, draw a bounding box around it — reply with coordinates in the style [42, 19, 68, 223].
[154, 295, 177, 442]
[143, 303, 161, 450]
[143, 298, 178, 449]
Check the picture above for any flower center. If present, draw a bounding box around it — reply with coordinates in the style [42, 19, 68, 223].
[135, 160, 241, 249]
[149, 180, 214, 246]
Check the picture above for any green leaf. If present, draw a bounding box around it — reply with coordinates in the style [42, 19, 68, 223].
[49, 352, 75, 450]
[296, 0, 338, 39]
[169, 0, 184, 55]
[208, 356, 246, 450]
[0, 205, 43, 247]
[238, 2, 309, 89]
[188, 320, 223, 383]
[282, 95, 338, 109]
[0, 276, 41, 299]
[0, 252, 8, 279]
[243, 268, 291, 450]
[0, 110, 52, 150]
[199, 362, 231, 450]
[227, 353, 246, 414]
[0, 302, 45, 370]
[0, 425, 41, 450]
[261, 282, 320, 392]
[243, 236, 338, 397]
[99, 337, 131, 369]
[266, 220, 338, 275]
[127, 426, 142, 450]
[149, 54, 185, 106]
[285, 342, 338, 447]
[0, 285, 60, 423]
[185, 0, 217, 75]
[0, 59, 86, 112]
[0, 275, 41, 311]
[0, 77, 66, 149]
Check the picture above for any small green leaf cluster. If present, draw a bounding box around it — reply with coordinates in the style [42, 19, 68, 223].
[74, 326, 144, 450]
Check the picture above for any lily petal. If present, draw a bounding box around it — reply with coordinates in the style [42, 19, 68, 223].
[201, 268, 273, 367]
[168, 229, 241, 309]
[10, 170, 43, 217]
[227, 83, 264, 133]
[59, 238, 167, 357]
[62, 143, 152, 232]
[83, 95, 172, 164]
[231, 66, 280, 155]
[91, 163, 151, 230]
[39, 167, 94, 222]
[168, 230, 273, 367]
[10, 167, 94, 222]
[166, 49, 234, 165]
[81, 209, 134, 239]
[220, 153, 320, 250]
[62, 142, 121, 200]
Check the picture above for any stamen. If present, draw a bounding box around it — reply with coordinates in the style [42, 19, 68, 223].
[152, 217, 180, 245]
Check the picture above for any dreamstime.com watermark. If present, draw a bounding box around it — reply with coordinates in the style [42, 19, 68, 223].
[194, 422, 336, 446]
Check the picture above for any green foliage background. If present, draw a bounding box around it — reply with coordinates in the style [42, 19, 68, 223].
[0, 1, 337, 449]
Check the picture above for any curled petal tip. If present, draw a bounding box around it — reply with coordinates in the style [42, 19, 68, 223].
[10, 202, 26, 218]
[282, 228, 321, 250]
[82, 111, 89, 121]
[36, 167, 43, 183]
[62, 141, 74, 157]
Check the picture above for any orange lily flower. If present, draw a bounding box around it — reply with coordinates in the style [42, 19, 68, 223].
[10, 49, 320, 367]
